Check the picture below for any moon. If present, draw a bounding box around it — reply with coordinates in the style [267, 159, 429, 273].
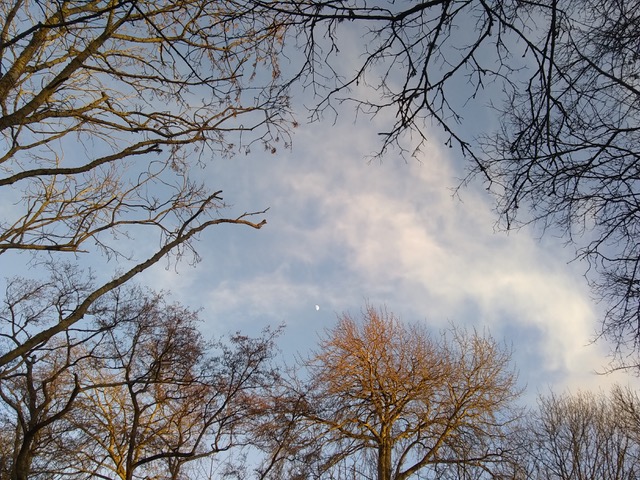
[315, 305, 320, 311]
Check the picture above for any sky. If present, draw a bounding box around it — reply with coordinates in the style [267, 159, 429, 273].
[134, 94, 639, 404]
[3, 5, 638, 409]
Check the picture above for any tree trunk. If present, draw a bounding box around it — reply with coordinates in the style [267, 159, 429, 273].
[377, 438, 392, 480]
[12, 433, 34, 480]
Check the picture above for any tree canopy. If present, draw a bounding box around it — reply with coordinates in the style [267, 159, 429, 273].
[244, 0, 640, 359]
[3, 0, 640, 367]
[499, 386, 640, 479]
[0, 283, 281, 480]
[0, 0, 293, 367]
[260, 305, 521, 480]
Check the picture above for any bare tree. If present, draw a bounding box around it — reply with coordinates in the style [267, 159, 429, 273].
[263, 305, 521, 480]
[254, 0, 538, 161]
[243, 0, 640, 357]
[478, 0, 640, 360]
[503, 387, 640, 480]
[0, 0, 292, 367]
[0, 279, 281, 480]
[0, 345, 81, 480]
[57, 289, 280, 480]
[0, 267, 109, 480]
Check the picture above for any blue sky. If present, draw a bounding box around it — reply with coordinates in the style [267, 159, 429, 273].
[134, 96, 638, 403]
[3, 8, 637, 407]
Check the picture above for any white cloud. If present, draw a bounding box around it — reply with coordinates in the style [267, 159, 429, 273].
[136, 108, 639, 397]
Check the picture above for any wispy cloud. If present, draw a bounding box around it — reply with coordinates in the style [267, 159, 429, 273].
[140, 111, 637, 397]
